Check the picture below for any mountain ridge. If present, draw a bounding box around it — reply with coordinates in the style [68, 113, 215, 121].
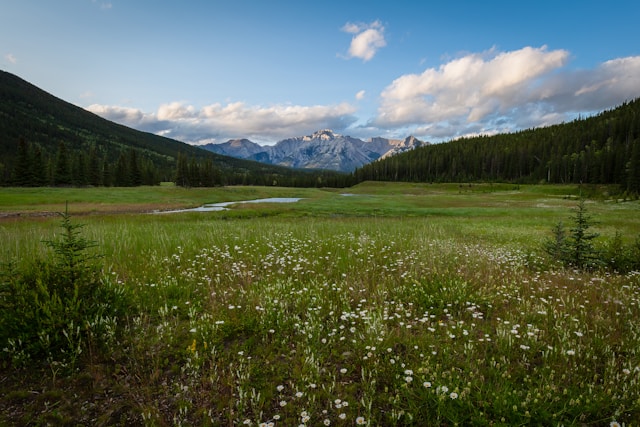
[201, 129, 428, 172]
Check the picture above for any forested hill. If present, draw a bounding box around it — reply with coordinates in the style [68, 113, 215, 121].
[354, 99, 640, 193]
[0, 70, 347, 187]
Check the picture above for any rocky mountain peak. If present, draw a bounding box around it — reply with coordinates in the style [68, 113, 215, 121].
[302, 129, 340, 141]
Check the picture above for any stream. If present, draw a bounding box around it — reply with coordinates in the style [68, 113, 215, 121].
[154, 197, 304, 214]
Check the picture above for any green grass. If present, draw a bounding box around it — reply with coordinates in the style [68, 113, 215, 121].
[1, 183, 639, 426]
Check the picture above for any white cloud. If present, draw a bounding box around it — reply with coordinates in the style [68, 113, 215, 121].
[374, 46, 640, 141]
[342, 20, 386, 62]
[86, 104, 146, 123]
[4, 53, 17, 64]
[91, 0, 112, 10]
[157, 101, 197, 120]
[355, 90, 366, 100]
[86, 101, 358, 145]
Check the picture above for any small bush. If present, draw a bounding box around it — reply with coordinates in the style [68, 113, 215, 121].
[544, 198, 640, 273]
[600, 232, 640, 273]
[0, 209, 128, 371]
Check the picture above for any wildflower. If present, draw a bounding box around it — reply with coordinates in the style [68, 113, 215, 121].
[243, 420, 251, 425]
[279, 400, 287, 407]
[338, 413, 347, 420]
[610, 422, 621, 427]
[340, 368, 347, 374]
[449, 392, 459, 399]
[295, 391, 304, 398]
[277, 385, 285, 392]
[566, 350, 575, 356]
[323, 419, 331, 426]
[356, 416, 366, 425]
[423, 381, 432, 388]
[405, 376, 413, 383]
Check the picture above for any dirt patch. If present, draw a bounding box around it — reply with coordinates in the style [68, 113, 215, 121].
[0, 204, 189, 221]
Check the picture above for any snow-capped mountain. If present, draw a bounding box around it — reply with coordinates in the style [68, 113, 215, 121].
[201, 130, 427, 172]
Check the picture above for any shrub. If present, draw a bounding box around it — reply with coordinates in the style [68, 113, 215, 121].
[544, 198, 640, 273]
[0, 209, 128, 372]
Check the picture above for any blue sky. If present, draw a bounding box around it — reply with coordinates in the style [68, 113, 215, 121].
[2, 1, 640, 145]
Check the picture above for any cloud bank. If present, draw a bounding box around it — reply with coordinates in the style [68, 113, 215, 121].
[87, 101, 358, 145]
[342, 20, 386, 62]
[87, 45, 640, 145]
[375, 46, 640, 140]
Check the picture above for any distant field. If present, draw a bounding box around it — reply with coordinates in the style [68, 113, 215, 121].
[1, 182, 639, 425]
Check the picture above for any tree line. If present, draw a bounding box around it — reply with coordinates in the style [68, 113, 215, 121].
[7, 139, 161, 187]
[4, 138, 354, 189]
[353, 99, 640, 194]
[173, 151, 354, 188]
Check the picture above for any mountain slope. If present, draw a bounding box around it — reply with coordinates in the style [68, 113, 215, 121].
[0, 70, 342, 186]
[202, 130, 427, 172]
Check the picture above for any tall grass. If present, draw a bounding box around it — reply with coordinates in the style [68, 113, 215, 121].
[1, 184, 639, 425]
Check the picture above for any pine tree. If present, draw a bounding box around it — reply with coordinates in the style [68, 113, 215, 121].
[54, 142, 72, 186]
[72, 152, 89, 186]
[102, 160, 112, 187]
[568, 198, 600, 269]
[114, 153, 130, 186]
[175, 152, 189, 187]
[88, 146, 102, 186]
[627, 139, 640, 194]
[13, 138, 34, 186]
[128, 149, 142, 186]
[32, 145, 47, 186]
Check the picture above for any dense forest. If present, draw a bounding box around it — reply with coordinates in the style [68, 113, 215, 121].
[0, 71, 351, 188]
[354, 99, 640, 193]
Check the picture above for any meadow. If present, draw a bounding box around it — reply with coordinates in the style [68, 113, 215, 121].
[1, 182, 639, 426]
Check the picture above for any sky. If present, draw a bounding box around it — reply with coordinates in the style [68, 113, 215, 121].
[2, 1, 640, 146]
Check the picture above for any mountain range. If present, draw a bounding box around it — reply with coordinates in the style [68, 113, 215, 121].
[201, 130, 427, 172]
